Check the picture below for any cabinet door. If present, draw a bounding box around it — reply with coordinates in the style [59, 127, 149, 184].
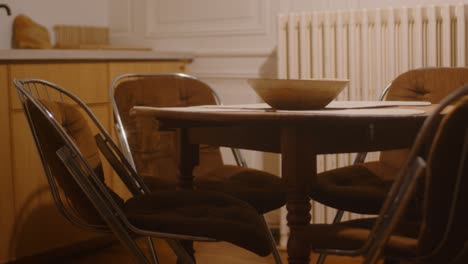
[0, 64, 15, 263]
[9, 62, 109, 110]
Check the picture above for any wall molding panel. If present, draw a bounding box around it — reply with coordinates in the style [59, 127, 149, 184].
[109, 0, 133, 33]
[188, 52, 276, 79]
[145, 0, 270, 38]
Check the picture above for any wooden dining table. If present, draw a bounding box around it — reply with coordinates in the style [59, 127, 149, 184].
[131, 101, 435, 264]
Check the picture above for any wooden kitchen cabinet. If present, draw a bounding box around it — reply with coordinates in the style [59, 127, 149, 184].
[0, 54, 189, 263]
[0, 65, 15, 264]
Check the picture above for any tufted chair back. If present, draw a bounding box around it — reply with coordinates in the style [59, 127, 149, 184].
[22, 97, 124, 227]
[112, 74, 225, 184]
[415, 95, 468, 262]
[379, 67, 468, 176]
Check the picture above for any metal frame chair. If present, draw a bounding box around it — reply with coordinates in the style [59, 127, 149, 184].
[305, 84, 468, 264]
[109, 73, 284, 263]
[110, 73, 247, 169]
[14, 78, 282, 264]
[316, 67, 468, 264]
[316, 81, 393, 264]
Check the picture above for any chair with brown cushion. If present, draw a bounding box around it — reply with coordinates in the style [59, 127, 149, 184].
[110, 73, 286, 214]
[313, 67, 468, 264]
[297, 84, 468, 264]
[15, 78, 282, 264]
[311, 67, 468, 216]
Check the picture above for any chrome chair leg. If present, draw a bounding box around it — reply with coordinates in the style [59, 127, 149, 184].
[260, 216, 283, 264]
[316, 252, 327, 264]
[111, 226, 152, 264]
[316, 151, 367, 264]
[146, 237, 159, 264]
[166, 239, 196, 264]
[316, 210, 345, 264]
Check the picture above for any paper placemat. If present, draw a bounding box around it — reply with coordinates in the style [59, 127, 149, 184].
[199, 101, 430, 110]
[201, 103, 270, 109]
[279, 108, 426, 116]
[325, 101, 430, 108]
[138, 105, 426, 116]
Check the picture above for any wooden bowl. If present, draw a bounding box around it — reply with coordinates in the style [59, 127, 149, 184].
[247, 78, 349, 110]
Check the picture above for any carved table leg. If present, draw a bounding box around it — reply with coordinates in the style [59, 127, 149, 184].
[177, 128, 199, 262]
[281, 126, 315, 264]
[179, 128, 199, 190]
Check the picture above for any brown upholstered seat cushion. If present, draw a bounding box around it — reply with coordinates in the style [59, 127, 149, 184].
[197, 165, 287, 214]
[310, 67, 468, 215]
[123, 190, 272, 256]
[310, 162, 393, 214]
[144, 165, 287, 214]
[295, 218, 419, 258]
[312, 161, 425, 219]
[114, 76, 286, 213]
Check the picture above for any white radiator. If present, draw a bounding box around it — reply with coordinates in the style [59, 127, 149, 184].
[277, 3, 467, 247]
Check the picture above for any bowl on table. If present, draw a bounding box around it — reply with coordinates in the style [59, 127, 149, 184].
[247, 78, 349, 110]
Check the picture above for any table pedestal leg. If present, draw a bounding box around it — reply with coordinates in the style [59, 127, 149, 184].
[179, 128, 199, 190]
[287, 195, 312, 264]
[281, 126, 315, 264]
[178, 128, 199, 262]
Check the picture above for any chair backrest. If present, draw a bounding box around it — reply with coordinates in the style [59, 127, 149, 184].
[110, 73, 232, 183]
[14, 79, 146, 230]
[379, 67, 468, 177]
[364, 85, 468, 264]
[415, 95, 468, 262]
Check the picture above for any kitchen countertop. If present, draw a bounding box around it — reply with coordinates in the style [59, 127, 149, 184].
[0, 49, 193, 61]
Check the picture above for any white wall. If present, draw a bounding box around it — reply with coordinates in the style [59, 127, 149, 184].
[0, 0, 109, 49]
